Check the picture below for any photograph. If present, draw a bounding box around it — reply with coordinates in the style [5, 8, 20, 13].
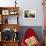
[23, 9, 36, 19]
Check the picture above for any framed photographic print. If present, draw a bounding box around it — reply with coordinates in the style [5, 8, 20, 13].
[2, 10, 9, 15]
[23, 9, 36, 19]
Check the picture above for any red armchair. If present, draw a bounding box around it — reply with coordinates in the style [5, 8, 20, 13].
[21, 28, 41, 46]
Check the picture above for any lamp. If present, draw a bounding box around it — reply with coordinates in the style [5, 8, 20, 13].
[15, 0, 17, 7]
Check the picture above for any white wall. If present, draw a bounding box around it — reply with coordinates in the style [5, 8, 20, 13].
[0, 0, 44, 26]
[18, 0, 44, 26]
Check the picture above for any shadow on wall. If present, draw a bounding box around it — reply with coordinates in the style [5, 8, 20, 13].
[18, 26, 43, 44]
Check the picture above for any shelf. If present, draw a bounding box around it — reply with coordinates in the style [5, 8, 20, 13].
[0, 24, 20, 32]
[2, 40, 19, 43]
[1, 12, 19, 16]
[0, 7, 19, 10]
[1, 40, 19, 46]
[0, 7, 20, 46]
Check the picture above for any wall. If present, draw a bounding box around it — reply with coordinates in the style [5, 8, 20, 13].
[18, 0, 44, 26]
[0, 0, 44, 45]
[0, 0, 44, 26]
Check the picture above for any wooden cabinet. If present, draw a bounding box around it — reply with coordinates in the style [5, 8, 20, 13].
[2, 41, 19, 46]
[0, 41, 19, 46]
[0, 7, 20, 46]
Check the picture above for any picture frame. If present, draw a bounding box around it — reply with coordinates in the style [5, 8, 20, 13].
[2, 10, 9, 15]
[23, 9, 36, 19]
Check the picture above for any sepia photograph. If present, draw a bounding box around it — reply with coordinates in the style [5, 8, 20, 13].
[23, 9, 36, 19]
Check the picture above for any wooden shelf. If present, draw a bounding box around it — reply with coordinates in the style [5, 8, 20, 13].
[0, 7, 19, 10]
[2, 40, 19, 42]
[0, 24, 20, 32]
[0, 40, 19, 46]
[0, 7, 19, 24]
[0, 7, 20, 46]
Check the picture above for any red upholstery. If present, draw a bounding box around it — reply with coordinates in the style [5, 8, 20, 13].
[21, 28, 41, 46]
